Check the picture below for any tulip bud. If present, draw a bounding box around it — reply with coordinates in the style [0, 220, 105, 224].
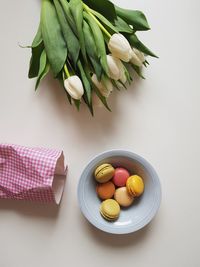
[107, 55, 126, 82]
[133, 48, 145, 63]
[64, 75, 84, 100]
[108, 33, 132, 62]
[92, 74, 113, 98]
[107, 55, 121, 80]
[130, 49, 144, 67]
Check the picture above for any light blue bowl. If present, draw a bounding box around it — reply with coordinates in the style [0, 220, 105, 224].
[78, 150, 161, 234]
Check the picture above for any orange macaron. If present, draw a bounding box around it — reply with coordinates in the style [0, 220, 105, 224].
[96, 181, 115, 200]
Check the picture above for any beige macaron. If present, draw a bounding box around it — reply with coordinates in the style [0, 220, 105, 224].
[114, 187, 134, 207]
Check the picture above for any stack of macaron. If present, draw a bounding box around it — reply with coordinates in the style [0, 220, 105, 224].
[94, 163, 144, 221]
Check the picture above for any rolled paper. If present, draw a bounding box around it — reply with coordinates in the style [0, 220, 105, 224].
[0, 144, 67, 204]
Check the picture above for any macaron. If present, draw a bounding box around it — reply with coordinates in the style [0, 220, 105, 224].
[100, 199, 120, 221]
[94, 163, 115, 183]
[114, 187, 134, 207]
[96, 181, 115, 200]
[126, 175, 144, 197]
[112, 167, 130, 187]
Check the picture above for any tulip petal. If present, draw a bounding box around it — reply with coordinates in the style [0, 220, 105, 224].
[107, 55, 121, 80]
[131, 52, 143, 67]
[64, 76, 84, 100]
[108, 33, 132, 62]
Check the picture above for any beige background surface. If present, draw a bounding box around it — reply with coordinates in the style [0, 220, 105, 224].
[0, 0, 200, 266]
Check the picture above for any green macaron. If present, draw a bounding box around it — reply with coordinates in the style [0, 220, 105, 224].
[94, 163, 115, 183]
[100, 199, 120, 221]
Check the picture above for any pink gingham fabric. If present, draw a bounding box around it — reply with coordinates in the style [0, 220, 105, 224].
[0, 144, 67, 204]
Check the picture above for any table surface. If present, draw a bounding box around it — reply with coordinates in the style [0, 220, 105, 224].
[0, 0, 200, 266]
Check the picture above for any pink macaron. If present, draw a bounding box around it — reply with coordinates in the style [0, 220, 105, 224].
[112, 167, 130, 187]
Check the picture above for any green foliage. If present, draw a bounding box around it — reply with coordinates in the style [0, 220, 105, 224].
[26, 0, 157, 114]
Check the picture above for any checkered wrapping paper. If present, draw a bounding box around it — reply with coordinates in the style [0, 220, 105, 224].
[0, 144, 67, 204]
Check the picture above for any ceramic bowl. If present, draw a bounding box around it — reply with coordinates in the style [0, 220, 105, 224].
[77, 150, 161, 234]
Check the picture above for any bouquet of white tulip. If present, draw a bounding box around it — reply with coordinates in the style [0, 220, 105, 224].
[27, 0, 157, 115]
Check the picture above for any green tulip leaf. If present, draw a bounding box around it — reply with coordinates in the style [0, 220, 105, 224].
[114, 16, 134, 34]
[32, 22, 43, 48]
[36, 63, 50, 90]
[74, 99, 81, 111]
[77, 60, 92, 105]
[28, 41, 44, 79]
[84, 0, 116, 22]
[123, 64, 132, 85]
[69, 0, 87, 62]
[54, 0, 80, 66]
[57, 73, 72, 105]
[28, 22, 44, 79]
[41, 0, 67, 77]
[115, 6, 150, 31]
[35, 50, 50, 90]
[59, 0, 77, 35]
[92, 85, 111, 112]
[83, 21, 102, 80]
[82, 66, 111, 111]
[131, 64, 145, 79]
[83, 97, 94, 116]
[111, 80, 121, 91]
[127, 33, 158, 58]
[84, 11, 109, 76]
[89, 9, 118, 33]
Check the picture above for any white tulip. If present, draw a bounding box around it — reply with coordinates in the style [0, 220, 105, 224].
[116, 59, 127, 84]
[64, 75, 84, 100]
[108, 33, 132, 62]
[130, 49, 145, 67]
[107, 54, 127, 83]
[91, 74, 113, 98]
[107, 55, 121, 80]
[133, 48, 145, 63]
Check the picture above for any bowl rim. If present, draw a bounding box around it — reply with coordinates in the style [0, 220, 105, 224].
[77, 149, 162, 234]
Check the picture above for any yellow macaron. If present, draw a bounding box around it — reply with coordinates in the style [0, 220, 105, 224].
[126, 175, 144, 197]
[94, 163, 115, 183]
[100, 199, 120, 221]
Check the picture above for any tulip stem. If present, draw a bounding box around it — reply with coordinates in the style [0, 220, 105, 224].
[64, 64, 70, 78]
[83, 3, 111, 38]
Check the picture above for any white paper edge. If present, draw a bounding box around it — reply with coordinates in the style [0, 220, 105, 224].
[52, 152, 67, 204]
